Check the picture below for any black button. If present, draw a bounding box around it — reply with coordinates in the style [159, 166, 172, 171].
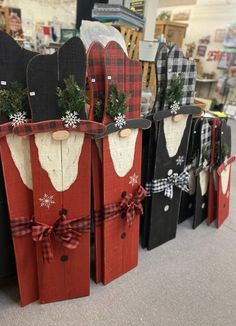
[59, 208, 68, 215]
[121, 232, 126, 239]
[61, 255, 68, 262]
[121, 191, 127, 198]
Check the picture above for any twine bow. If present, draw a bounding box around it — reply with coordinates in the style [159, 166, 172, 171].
[152, 170, 190, 199]
[32, 214, 89, 263]
[120, 185, 146, 227]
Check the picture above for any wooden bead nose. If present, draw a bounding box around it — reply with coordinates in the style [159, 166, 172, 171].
[52, 130, 70, 141]
[119, 128, 131, 138]
[172, 114, 184, 123]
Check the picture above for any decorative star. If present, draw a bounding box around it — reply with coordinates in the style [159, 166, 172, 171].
[39, 193, 55, 209]
[114, 113, 126, 129]
[129, 173, 138, 187]
[9, 111, 28, 126]
[61, 111, 80, 128]
[176, 156, 184, 166]
[170, 101, 180, 115]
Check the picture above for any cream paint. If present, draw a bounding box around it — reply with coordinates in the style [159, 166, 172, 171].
[35, 132, 84, 192]
[6, 134, 33, 190]
[199, 170, 209, 196]
[220, 165, 230, 195]
[163, 116, 188, 158]
[108, 129, 138, 177]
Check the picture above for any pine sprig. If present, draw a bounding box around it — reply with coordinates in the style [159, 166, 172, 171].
[94, 97, 104, 122]
[165, 74, 184, 106]
[57, 75, 86, 114]
[106, 84, 127, 119]
[0, 82, 29, 117]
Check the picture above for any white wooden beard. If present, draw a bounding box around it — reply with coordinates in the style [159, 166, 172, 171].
[220, 165, 230, 195]
[6, 134, 33, 190]
[108, 129, 138, 177]
[163, 116, 188, 158]
[199, 170, 209, 196]
[35, 132, 85, 192]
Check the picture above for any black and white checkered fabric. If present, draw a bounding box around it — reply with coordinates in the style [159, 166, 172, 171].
[145, 181, 152, 197]
[164, 45, 196, 110]
[199, 118, 212, 168]
[154, 44, 169, 112]
[147, 170, 190, 199]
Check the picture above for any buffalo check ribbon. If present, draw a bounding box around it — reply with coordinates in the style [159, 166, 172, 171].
[32, 214, 90, 263]
[11, 217, 34, 237]
[151, 170, 190, 199]
[103, 185, 147, 227]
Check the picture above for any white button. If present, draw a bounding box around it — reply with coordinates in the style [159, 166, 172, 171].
[107, 76, 111, 80]
[168, 169, 173, 176]
[92, 78, 96, 83]
[1, 81, 6, 85]
[164, 205, 169, 212]
[202, 203, 205, 209]
[30, 91, 35, 96]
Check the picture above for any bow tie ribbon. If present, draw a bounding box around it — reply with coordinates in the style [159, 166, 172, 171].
[32, 214, 90, 263]
[152, 170, 190, 199]
[120, 185, 147, 227]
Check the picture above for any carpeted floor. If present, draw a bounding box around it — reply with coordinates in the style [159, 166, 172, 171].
[0, 120, 235, 326]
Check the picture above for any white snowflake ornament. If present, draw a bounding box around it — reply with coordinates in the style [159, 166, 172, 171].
[39, 193, 55, 209]
[129, 173, 138, 187]
[176, 156, 184, 166]
[114, 113, 126, 129]
[61, 111, 80, 128]
[170, 101, 180, 115]
[9, 111, 28, 126]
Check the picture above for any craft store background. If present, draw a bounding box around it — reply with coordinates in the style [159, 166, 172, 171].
[0, 0, 235, 326]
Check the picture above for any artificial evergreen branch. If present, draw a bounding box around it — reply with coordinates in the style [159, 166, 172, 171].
[165, 74, 184, 106]
[57, 75, 86, 114]
[106, 84, 127, 119]
[94, 94, 104, 122]
[0, 82, 29, 117]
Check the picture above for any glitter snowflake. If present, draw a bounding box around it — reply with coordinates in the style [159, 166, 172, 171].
[114, 113, 126, 129]
[39, 194, 55, 209]
[61, 111, 80, 128]
[9, 111, 27, 126]
[129, 173, 138, 187]
[170, 101, 180, 115]
[176, 156, 184, 166]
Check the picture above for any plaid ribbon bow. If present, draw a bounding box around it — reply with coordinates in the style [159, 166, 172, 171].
[152, 170, 190, 199]
[32, 214, 90, 263]
[11, 217, 34, 237]
[120, 185, 147, 227]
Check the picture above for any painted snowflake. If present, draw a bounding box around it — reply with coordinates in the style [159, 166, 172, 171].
[39, 194, 55, 209]
[170, 101, 180, 115]
[176, 156, 184, 166]
[61, 111, 80, 128]
[9, 111, 27, 126]
[129, 173, 138, 187]
[114, 113, 126, 129]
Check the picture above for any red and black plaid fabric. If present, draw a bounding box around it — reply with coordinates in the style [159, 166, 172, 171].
[13, 120, 106, 137]
[32, 214, 90, 263]
[0, 122, 13, 138]
[100, 185, 146, 226]
[87, 42, 105, 121]
[103, 41, 142, 123]
[11, 216, 34, 237]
